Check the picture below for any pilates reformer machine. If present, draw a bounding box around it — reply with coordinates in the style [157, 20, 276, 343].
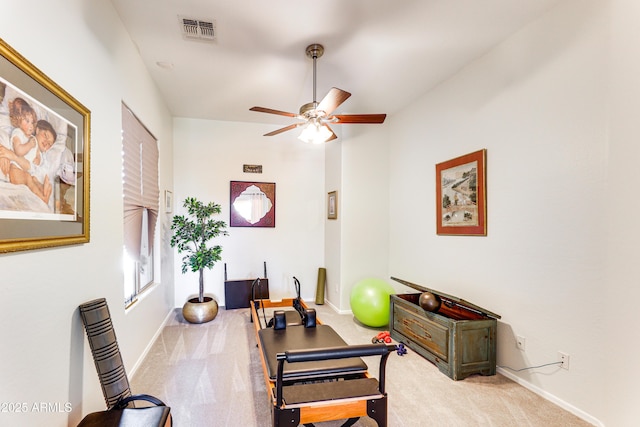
[250, 277, 403, 427]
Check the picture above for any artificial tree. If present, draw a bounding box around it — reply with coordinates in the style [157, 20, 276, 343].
[170, 197, 228, 319]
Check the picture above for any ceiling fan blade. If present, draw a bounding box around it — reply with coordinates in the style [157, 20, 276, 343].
[332, 114, 387, 124]
[324, 124, 338, 141]
[264, 123, 300, 136]
[250, 106, 298, 118]
[316, 88, 351, 115]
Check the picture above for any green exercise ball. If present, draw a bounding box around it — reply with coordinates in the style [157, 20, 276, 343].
[350, 278, 395, 327]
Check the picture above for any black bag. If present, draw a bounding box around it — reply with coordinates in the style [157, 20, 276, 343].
[77, 394, 171, 427]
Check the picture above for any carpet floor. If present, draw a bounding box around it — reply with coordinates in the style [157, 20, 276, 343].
[130, 303, 592, 427]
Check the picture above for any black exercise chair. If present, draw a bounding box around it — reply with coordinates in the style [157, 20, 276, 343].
[77, 298, 172, 427]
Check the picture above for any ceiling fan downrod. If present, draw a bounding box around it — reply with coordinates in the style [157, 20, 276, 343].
[305, 44, 324, 108]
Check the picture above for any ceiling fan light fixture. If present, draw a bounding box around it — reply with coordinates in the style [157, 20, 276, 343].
[298, 120, 332, 144]
[250, 43, 385, 142]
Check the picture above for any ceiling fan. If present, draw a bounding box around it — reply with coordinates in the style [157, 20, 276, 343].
[250, 44, 386, 144]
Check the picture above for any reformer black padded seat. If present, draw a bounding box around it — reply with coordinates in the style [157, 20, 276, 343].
[258, 324, 368, 381]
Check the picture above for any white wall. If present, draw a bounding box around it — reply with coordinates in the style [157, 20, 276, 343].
[604, 0, 640, 425]
[338, 125, 391, 310]
[388, 0, 637, 425]
[323, 124, 391, 312]
[172, 118, 325, 305]
[0, 1, 174, 426]
[324, 131, 342, 307]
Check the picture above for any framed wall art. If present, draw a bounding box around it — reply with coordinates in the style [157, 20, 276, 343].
[230, 181, 275, 227]
[436, 149, 486, 236]
[327, 191, 337, 220]
[0, 38, 91, 253]
[165, 190, 173, 213]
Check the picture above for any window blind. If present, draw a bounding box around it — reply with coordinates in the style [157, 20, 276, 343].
[122, 103, 159, 261]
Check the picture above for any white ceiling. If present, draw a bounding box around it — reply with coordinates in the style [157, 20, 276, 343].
[110, 0, 562, 127]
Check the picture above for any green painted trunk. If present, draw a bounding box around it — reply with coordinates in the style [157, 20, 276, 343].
[389, 277, 500, 381]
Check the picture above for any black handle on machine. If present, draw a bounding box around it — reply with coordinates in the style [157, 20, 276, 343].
[250, 278, 262, 324]
[275, 343, 398, 407]
[292, 276, 303, 317]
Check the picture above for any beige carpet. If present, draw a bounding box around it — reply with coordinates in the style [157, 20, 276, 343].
[130, 303, 592, 427]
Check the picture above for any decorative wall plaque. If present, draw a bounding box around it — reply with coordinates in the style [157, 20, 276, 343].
[243, 164, 262, 173]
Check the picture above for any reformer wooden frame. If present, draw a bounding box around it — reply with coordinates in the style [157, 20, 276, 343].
[250, 298, 393, 427]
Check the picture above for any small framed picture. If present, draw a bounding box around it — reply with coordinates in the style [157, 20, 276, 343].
[328, 191, 337, 220]
[165, 190, 173, 213]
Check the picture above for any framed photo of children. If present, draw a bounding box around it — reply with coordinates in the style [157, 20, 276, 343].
[0, 38, 90, 253]
[436, 149, 486, 236]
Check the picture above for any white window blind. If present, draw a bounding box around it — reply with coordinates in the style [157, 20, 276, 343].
[122, 103, 159, 302]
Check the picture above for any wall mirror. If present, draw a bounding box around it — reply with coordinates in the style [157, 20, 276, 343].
[230, 181, 276, 227]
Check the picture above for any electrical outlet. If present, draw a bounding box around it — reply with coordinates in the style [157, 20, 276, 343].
[516, 335, 526, 351]
[558, 351, 570, 370]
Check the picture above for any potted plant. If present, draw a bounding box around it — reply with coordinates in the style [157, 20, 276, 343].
[170, 197, 228, 324]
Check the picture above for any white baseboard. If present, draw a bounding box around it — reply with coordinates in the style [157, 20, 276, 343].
[497, 367, 604, 427]
[322, 299, 352, 315]
[128, 308, 173, 379]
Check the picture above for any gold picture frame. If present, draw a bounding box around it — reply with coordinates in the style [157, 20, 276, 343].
[0, 38, 90, 253]
[328, 191, 337, 220]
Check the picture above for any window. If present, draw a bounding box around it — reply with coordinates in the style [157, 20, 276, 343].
[121, 103, 159, 306]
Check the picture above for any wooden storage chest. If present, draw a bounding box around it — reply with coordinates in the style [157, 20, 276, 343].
[389, 277, 501, 380]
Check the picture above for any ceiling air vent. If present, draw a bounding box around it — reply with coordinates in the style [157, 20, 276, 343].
[180, 16, 216, 41]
